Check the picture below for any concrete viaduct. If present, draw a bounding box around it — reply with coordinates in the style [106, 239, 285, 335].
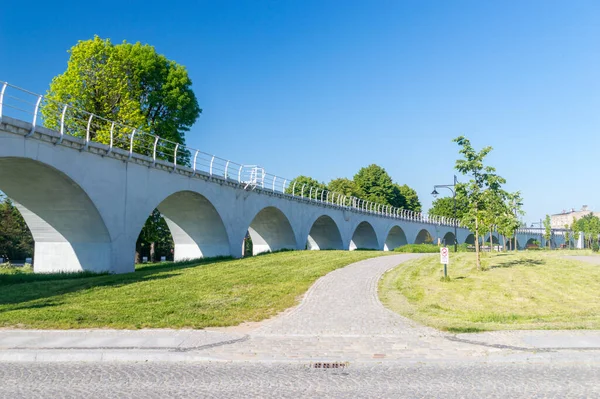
[0, 83, 566, 274]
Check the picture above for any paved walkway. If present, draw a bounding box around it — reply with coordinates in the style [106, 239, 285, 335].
[1, 254, 600, 363]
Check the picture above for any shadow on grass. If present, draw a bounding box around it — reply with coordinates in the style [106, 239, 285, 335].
[0, 256, 233, 307]
[445, 326, 488, 333]
[490, 258, 543, 269]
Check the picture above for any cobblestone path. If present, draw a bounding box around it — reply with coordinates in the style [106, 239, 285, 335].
[203, 254, 489, 361]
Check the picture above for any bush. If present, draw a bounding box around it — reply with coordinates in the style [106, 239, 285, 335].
[394, 244, 440, 253]
[593, 243, 599, 252]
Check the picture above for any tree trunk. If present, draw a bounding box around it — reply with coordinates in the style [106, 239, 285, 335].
[475, 213, 481, 270]
[503, 235, 506, 252]
[150, 242, 156, 263]
[489, 229, 493, 252]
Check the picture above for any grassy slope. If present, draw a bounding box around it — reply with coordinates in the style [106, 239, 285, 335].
[379, 251, 600, 332]
[0, 251, 385, 329]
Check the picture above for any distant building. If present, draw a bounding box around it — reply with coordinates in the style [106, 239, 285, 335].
[551, 205, 596, 229]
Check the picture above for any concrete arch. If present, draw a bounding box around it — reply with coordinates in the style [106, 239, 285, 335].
[350, 221, 379, 250]
[0, 157, 111, 272]
[384, 225, 408, 251]
[414, 229, 433, 244]
[464, 234, 475, 245]
[155, 191, 230, 261]
[248, 206, 297, 255]
[442, 232, 456, 247]
[525, 238, 539, 248]
[306, 215, 343, 250]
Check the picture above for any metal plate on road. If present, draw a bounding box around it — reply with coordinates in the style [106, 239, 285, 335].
[440, 247, 449, 264]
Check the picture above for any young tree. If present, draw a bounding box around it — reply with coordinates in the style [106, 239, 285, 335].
[453, 136, 506, 270]
[497, 192, 522, 252]
[564, 224, 571, 249]
[571, 217, 581, 248]
[543, 214, 552, 249]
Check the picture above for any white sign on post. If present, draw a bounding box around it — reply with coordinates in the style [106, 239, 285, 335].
[440, 247, 449, 264]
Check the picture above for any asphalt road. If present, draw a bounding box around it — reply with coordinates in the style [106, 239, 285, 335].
[1, 361, 598, 398]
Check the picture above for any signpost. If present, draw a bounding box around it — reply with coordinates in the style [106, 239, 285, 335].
[440, 246, 449, 278]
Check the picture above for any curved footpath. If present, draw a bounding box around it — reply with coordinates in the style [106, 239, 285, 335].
[1, 254, 600, 363]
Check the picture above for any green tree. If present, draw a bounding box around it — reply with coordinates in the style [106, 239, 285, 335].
[543, 214, 552, 249]
[353, 164, 403, 207]
[42, 36, 201, 162]
[328, 178, 362, 198]
[428, 196, 468, 220]
[396, 184, 422, 212]
[0, 196, 34, 261]
[564, 224, 571, 249]
[571, 217, 581, 248]
[453, 136, 506, 270]
[286, 175, 327, 199]
[136, 209, 173, 263]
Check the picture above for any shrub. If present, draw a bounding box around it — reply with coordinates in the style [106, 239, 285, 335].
[394, 244, 440, 253]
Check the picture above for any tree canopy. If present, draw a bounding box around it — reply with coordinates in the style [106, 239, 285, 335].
[285, 175, 327, 198]
[327, 178, 363, 198]
[353, 164, 404, 208]
[41, 36, 201, 156]
[428, 196, 468, 220]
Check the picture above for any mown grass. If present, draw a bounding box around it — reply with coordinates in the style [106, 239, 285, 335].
[379, 251, 600, 332]
[0, 251, 385, 329]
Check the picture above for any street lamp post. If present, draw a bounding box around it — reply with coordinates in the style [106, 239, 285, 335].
[512, 201, 523, 251]
[431, 175, 458, 253]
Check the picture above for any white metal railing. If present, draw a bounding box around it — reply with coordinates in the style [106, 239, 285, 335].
[0, 80, 464, 227]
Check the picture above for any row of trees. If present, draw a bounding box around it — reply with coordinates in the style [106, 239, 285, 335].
[571, 214, 600, 250]
[286, 164, 422, 212]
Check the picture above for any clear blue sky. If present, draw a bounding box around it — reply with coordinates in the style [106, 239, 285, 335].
[2, 1, 599, 223]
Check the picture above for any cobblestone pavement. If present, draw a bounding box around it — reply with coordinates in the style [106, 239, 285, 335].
[202, 254, 492, 361]
[1, 361, 598, 398]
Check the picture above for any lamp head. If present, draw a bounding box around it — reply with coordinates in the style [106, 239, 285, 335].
[431, 189, 439, 198]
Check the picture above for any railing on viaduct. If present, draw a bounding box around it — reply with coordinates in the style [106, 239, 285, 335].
[0, 81, 460, 227]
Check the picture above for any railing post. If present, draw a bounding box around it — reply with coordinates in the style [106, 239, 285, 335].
[26, 94, 43, 138]
[107, 122, 115, 155]
[292, 181, 297, 196]
[321, 190, 325, 202]
[237, 164, 243, 182]
[0, 82, 7, 123]
[225, 160, 230, 179]
[326, 191, 330, 203]
[301, 184, 306, 198]
[272, 176, 277, 192]
[172, 143, 179, 172]
[282, 179, 287, 194]
[152, 137, 160, 166]
[128, 129, 136, 160]
[209, 155, 215, 176]
[83, 113, 93, 150]
[57, 104, 68, 145]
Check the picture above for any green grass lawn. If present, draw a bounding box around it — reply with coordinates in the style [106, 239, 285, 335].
[0, 251, 386, 329]
[379, 251, 600, 332]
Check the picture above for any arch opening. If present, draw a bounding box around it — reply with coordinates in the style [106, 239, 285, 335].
[414, 229, 434, 244]
[143, 191, 230, 262]
[525, 238, 540, 249]
[384, 225, 407, 251]
[0, 157, 111, 273]
[307, 215, 343, 250]
[350, 221, 378, 250]
[247, 206, 297, 255]
[464, 234, 475, 245]
[442, 232, 456, 247]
